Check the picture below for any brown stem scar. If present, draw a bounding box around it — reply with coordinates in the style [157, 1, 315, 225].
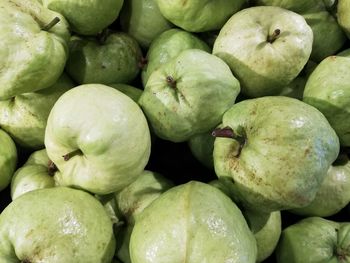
[267, 29, 281, 43]
[166, 76, 177, 88]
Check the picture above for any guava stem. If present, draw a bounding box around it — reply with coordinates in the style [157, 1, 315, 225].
[212, 127, 246, 157]
[42, 17, 60, 31]
[138, 57, 148, 69]
[166, 76, 177, 88]
[267, 29, 281, 43]
[47, 160, 58, 176]
[211, 127, 236, 139]
[62, 149, 82, 161]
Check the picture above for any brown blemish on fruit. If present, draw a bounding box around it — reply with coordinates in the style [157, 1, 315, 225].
[228, 156, 239, 172]
[166, 76, 177, 88]
[267, 29, 281, 43]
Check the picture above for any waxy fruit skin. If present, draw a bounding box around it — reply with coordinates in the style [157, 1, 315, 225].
[42, 0, 124, 35]
[276, 217, 350, 263]
[45, 84, 151, 195]
[0, 187, 116, 263]
[139, 49, 240, 142]
[0, 0, 69, 100]
[130, 181, 257, 263]
[214, 96, 339, 213]
[213, 6, 313, 98]
[0, 129, 17, 192]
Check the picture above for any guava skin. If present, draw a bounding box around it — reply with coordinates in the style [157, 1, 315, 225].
[0, 73, 75, 150]
[253, 0, 322, 13]
[45, 84, 151, 195]
[42, 0, 124, 35]
[276, 217, 350, 263]
[0, 0, 70, 100]
[139, 49, 240, 142]
[11, 149, 58, 200]
[253, 0, 347, 62]
[213, 96, 340, 213]
[129, 181, 257, 263]
[290, 155, 350, 217]
[120, 0, 173, 48]
[188, 131, 215, 169]
[66, 33, 143, 85]
[115, 170, 174, 225]
[155, 0, 245, 32]
[0, 130, 17, 192]
[114, 170, 174, 263]
[279, 60, 317, 99]
[141, 28, 210, 87]
[108, 84, 143, 103]
[213, 6, 313, 98]
[338, 0, 350, 38]
[0, 187, 116, 263]
[302, 11, 346, 62]
[210, 179, 281, 262]
[303, 56, 350, 147]
[244, 210, 282, 263]
[338, 48, 350, 57]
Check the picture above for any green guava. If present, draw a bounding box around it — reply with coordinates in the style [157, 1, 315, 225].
[0, 0, 70, 100]
[0, 187, 116, 262]
[139, 49, 240, 142]
[213, 96, 339, 212]
[129, 181, 257, 263]
[120, 0, 173, 48]
[66, 32, 143, 85]
[0, 73, 74, 149]
[141, 28, 210, 87]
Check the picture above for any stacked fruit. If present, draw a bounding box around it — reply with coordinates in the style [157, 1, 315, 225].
[0, 0, 350, 262]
